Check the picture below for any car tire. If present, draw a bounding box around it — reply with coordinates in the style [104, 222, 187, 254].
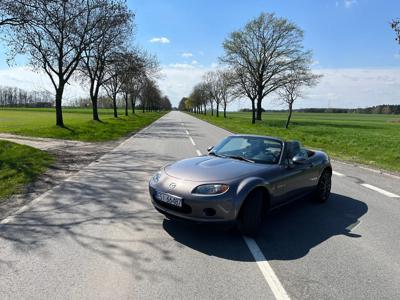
[238, 189, 264, 237]
[315, 170, 332, 203]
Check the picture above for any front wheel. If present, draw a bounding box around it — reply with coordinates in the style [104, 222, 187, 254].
[238, 190, 264, 237]
[315, 170, 332, 203]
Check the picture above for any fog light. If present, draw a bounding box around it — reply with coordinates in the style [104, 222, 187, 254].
[203, 208, 216, 217]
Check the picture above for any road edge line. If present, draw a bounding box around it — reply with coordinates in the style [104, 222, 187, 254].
[242, 236, 291, 300]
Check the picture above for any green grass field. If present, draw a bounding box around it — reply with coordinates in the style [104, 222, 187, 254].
[0, 140, 53, 201]
[192, 112, 400, 172]
[0, 108, 166, 142]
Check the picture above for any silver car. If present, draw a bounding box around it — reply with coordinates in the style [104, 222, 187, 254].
[149, 134, 332, 236]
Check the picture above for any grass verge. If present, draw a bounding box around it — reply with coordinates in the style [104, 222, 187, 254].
[0, 108, 166, 142]
[0, 140, 53, 201]
[191, 112, 400, 172]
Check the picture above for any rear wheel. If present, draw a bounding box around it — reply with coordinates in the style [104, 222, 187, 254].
[238, 189, 264, 237]
[315, 170, 331, 203]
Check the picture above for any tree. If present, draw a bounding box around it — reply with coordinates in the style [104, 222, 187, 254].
[103, 51, 126, 118]
[220, 12, 313, 124]
[277, 68, 321, 128]
[190, 83, 210, 115]
[204, 69, 234, 118]
[120, 50, 160, 115]
[80, 0, 133, 121]
[2, 0, 110, 127]
[391, 19, 400, 43]
[0, 0, 29, 27]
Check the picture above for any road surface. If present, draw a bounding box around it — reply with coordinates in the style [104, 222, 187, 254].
[1, 111, 399, 299]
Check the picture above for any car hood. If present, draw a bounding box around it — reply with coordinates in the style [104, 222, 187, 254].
[164, 156, 269, 182]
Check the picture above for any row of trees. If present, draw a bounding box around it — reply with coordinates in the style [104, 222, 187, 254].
[179, 13, 321, 128]
[0, 86, 53, 107]
[0, 0, 169, 127]
[70, 80, 172, 112]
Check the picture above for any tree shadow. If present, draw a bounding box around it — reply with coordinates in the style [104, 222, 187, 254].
[163, 193, 368, 261]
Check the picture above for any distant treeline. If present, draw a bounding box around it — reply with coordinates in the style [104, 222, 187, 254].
[240, 105, 400, 114]
[0, 86, 53, 108]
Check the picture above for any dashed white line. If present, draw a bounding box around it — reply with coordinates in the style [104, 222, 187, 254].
[189, 136, 196, 146]
[333, 171, 345, 177]
[360, 183, 400, 198]
[196, 150, 202, 156]
[243, 236, 291, 300]
[185, 129, 189, 135]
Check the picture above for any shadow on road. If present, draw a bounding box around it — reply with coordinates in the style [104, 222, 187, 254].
[164, 193, 368, 261]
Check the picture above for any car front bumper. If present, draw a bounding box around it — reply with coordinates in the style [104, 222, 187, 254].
[148, 184, 238, 223]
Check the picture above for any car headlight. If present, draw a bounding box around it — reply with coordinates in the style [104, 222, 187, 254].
[192, 184, 229, 195]
[150, 171, 162, 185]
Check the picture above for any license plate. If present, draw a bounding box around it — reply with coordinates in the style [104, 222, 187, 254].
[155, 191, 182, 207]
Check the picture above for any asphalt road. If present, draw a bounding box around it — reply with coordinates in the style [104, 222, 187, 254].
[1, 111, 399, 299]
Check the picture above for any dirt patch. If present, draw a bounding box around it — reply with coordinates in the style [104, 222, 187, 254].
[0, 133, 121, 219]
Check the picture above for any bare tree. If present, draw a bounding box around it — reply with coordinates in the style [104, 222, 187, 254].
[103, 51, 126, 118]
[220, 12, 313, 124]
[2, 0, 111, 127]
[392, 18, 400, 45]
[80, 0, 133, 121]
[120, 50, 160, 115]
[204, 69, 234, 118]
[277, 69, 321, 128]
[0, 0, 28, 27]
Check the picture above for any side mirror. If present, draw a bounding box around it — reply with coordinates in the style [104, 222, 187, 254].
[292, 155, 307, 165]
[207, 146, 214, 152]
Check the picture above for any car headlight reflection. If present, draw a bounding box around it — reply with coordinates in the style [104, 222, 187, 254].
[192, 184, 229, 195]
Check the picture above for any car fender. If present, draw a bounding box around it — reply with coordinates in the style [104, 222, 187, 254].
[234, 176, 270, 215]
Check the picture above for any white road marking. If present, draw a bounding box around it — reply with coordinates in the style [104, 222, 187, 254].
[333, 171, 345, 177]
[185, 129, 189, 135]
[196, 150, 202, 156]
[361, 183, 400, 198]
[189, 136, 196, 146]
[243, 236, 291, 300]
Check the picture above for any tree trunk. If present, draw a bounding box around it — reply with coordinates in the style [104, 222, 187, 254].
[211, 102, 214, 116]
[91, 85, 100, 122]
[216, 102, 219, 117]
[92, 98, 99, 121]
[124, 93, 128, 116]
[256, 93, 263, 121]
[223, 102, 227, 118]
[55, 85, 64, 127]
[251, 99, 256, 124]
[112, 94, 118, 118]
[286, 102, 293, 129]
[203, 104, 207, 115]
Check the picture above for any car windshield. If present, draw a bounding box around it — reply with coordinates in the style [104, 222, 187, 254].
[211, 136, 282, 164]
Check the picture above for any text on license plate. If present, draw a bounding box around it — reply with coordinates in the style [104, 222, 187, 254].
[155, 191, 182, 207]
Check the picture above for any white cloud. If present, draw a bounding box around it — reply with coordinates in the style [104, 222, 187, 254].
[292, 68, 400, 109]
[149, 37, 170, 44]
[191, 60, 198, 65]
[181, 52, 193, 58]
[157, 64, 216, 106]
[344, 0, 357, 8]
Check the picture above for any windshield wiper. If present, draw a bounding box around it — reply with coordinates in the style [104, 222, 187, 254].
[209, 152, 226, 158]
[225, 155, 254, 163]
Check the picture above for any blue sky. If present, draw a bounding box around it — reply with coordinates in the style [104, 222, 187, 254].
[1, 0, 400, 108]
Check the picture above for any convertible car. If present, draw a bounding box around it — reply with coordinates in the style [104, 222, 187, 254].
[148, 134, 332, 236]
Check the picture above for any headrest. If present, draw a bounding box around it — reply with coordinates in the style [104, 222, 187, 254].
[288, 141, 301, 156]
